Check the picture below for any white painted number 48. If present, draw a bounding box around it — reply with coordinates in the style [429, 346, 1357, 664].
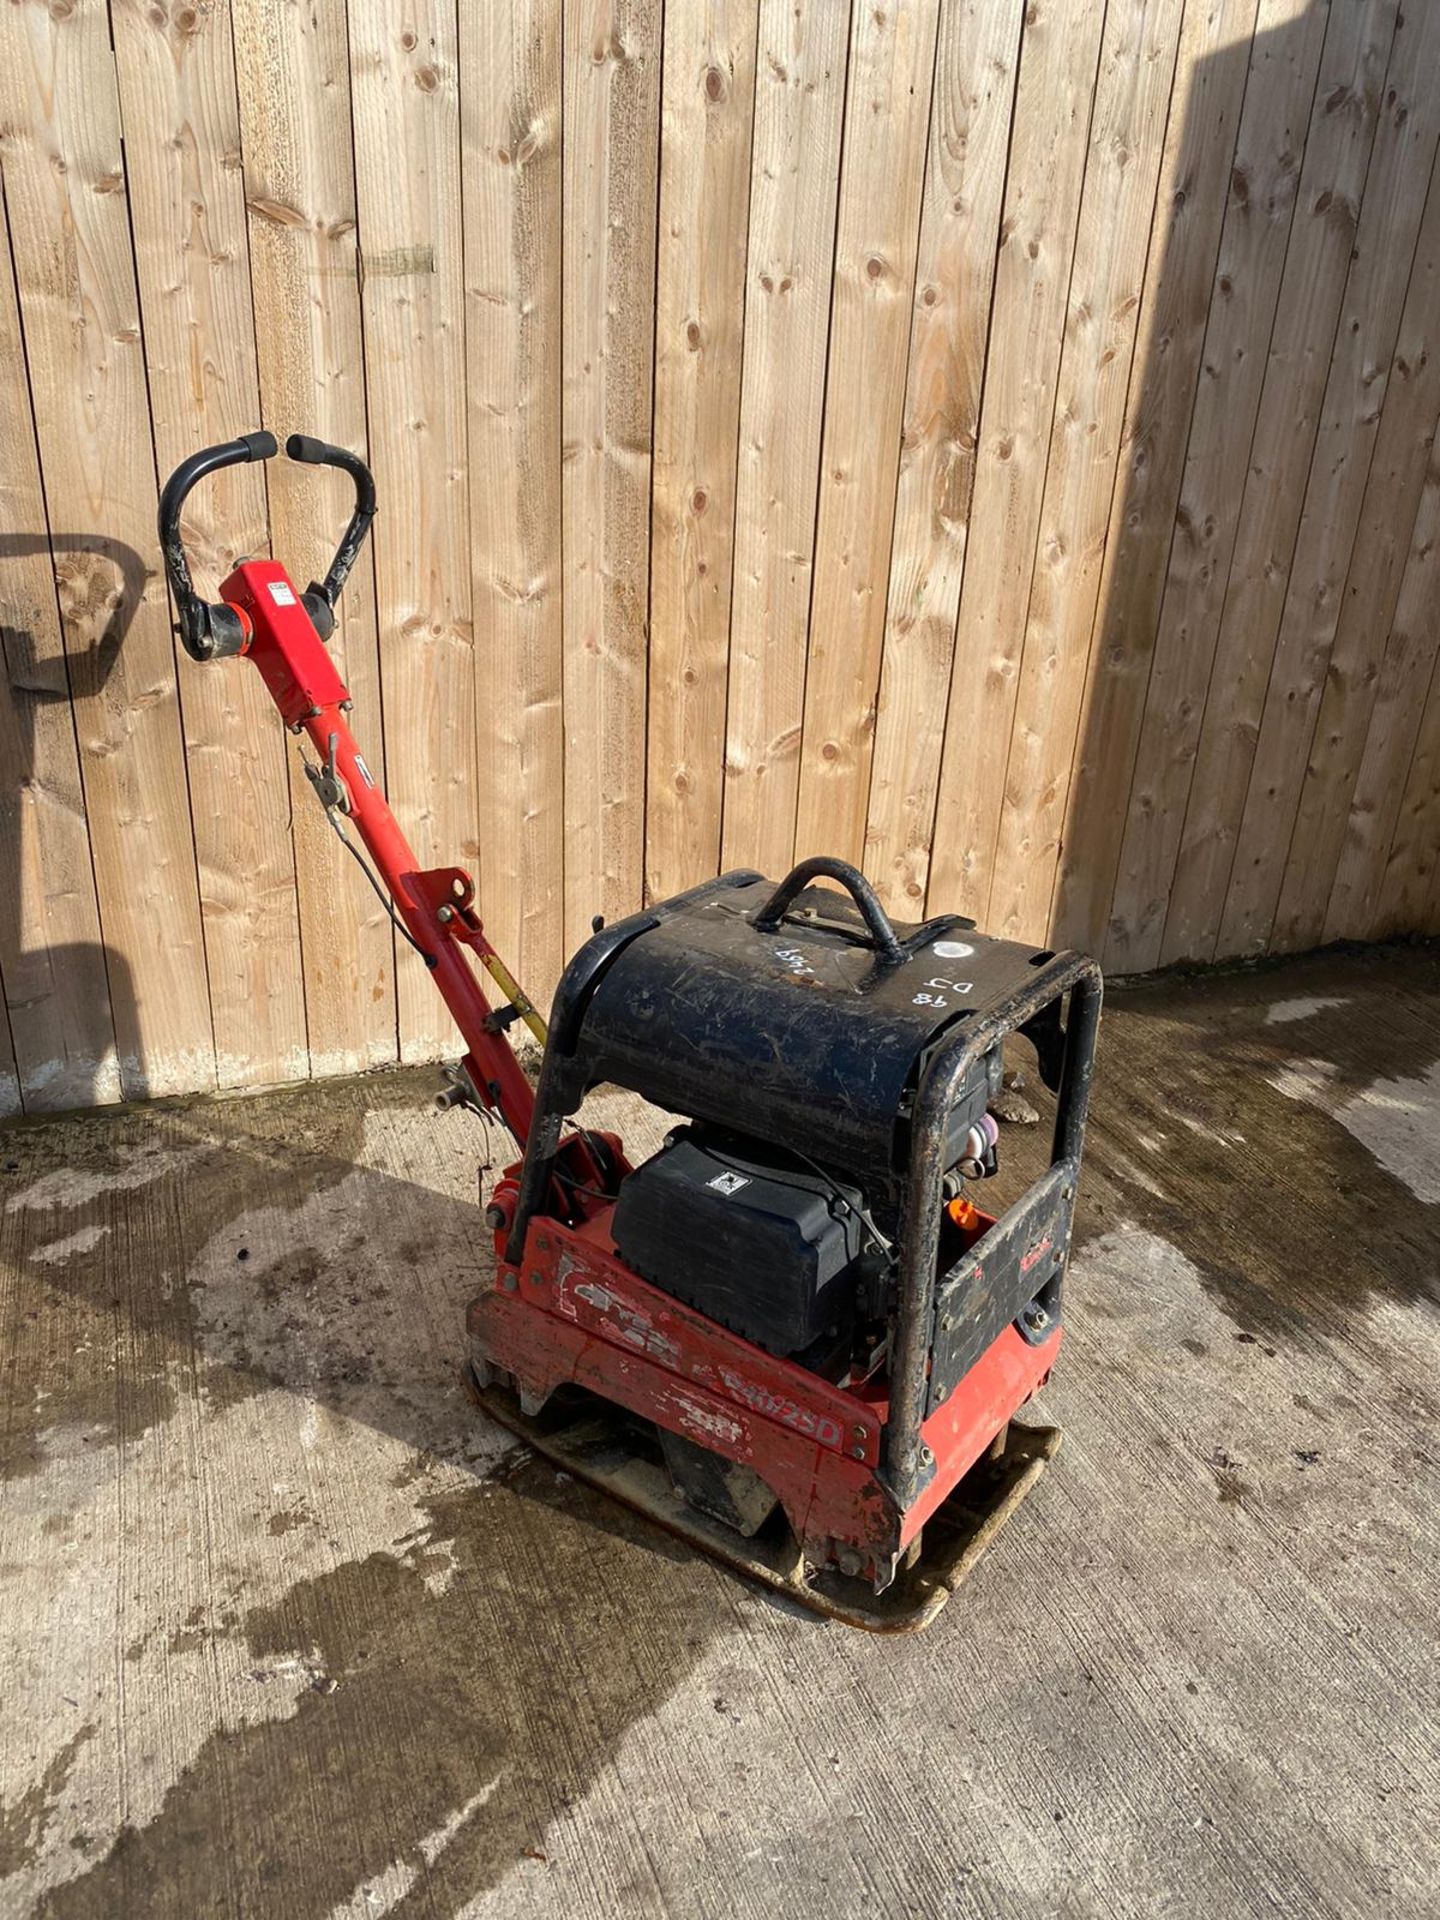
[913, 973, 972, 1009]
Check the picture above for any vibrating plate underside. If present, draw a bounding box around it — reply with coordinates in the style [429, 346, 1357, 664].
[470, 1372, 1060, 1634]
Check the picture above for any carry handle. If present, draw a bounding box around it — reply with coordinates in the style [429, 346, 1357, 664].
[751, 855, 905, 966]
[284, 435, 377, 638]
[158, 431, 278, 660]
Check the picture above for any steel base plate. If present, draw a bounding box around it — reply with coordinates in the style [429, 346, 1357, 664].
[469, 1370, 1060, 1633]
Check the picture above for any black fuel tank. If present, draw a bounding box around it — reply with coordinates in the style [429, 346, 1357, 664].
[548, 861, 1057, 1191]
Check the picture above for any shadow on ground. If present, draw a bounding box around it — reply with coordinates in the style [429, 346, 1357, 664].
[0, 1079, 736, 1918]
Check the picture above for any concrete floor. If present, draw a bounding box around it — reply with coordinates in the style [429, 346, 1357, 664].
[1, 946, 1437, 1919]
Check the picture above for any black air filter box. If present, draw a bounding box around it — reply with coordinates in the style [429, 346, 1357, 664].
[611, 1128, 865, 1357]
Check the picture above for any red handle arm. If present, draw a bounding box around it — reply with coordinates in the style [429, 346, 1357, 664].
[218, 558, 536, 1145]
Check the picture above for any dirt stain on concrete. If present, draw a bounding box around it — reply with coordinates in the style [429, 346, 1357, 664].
[35, 1470, 728, 1920]
[1207, 1450, 1254, 1508]
[0, 1727, 94, 1878]
[0, 1096, 375, 1483]
[1079, 948, 1440, 1343]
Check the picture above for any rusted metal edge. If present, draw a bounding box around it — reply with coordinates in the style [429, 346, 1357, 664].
[468, 1370, 1060, 1634]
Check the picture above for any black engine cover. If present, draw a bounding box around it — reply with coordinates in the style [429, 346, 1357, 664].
[542, 870, 1048, 1207]
[611, 1128, 866, 1358]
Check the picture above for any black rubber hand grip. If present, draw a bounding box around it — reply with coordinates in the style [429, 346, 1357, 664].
[283, 433, 377, 615]
[158, 430, 279, 660]
[286, 434, 335, 464]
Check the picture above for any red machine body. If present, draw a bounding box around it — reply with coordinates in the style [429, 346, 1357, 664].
[223, 550, 1057, 1577]
[161, 430, 1100, 1625]
[476, 1191, 1057, 1563]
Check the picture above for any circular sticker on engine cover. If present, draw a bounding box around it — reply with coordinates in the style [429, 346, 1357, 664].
[932, 939, 975, 960]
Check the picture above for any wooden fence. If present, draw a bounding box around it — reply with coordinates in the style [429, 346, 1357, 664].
[1, 0, 1438, 1114]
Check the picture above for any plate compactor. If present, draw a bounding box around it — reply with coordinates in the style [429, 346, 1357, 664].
[161, 432, 1102, 1631]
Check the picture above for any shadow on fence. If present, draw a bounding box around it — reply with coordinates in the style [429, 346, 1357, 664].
[0, 533, 146, 1110]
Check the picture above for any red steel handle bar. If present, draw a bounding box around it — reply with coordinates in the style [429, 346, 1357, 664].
[216, 555, 538, 1146]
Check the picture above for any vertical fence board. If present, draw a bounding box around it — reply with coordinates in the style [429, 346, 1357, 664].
[1050, 0, 1259, 956]
[1222, 3, 1440, 955]
[1161, 0, 1399, 963]
[233, 0, 397, 1078]
[0, 852, 17, 1112]
[1276, 157, 1440, 949]
[646, 0, 760, 904]
[987, 0, 1185, 945]
[112, 0, 308, 1090]
[0, 0, 214, 1100]
[864, 0, 1024, 922]
[0, 1011, 17, 1119]
[925, 0, 1109, 921]
[1387, 669, 1440, 935]
[348, 0, 476, 1062]
[562, 0, 662, 947]
[1327, 435, 1440, 939]
[1104, 0, 1330, 971]
[792, 0, 941, 873]
[462, 0, 566, 1014]
[0, 204, 119, 1110]
[720, 0, 850, 880]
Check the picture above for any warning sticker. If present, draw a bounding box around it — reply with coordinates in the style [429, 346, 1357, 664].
[707, 1171, 750, 1197]
[266, 581, 298, 607]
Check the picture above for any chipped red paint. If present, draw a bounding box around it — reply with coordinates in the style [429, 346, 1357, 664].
[1021, 1233, 1055, 1276]
[532, 1212, 880, 1464]
[470, 1206, 1058, 1576]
